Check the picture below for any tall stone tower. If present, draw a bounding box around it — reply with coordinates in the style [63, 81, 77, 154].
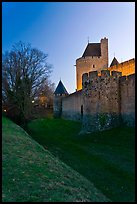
[76, 37, 108, 90]
[53, 80, 69, 118]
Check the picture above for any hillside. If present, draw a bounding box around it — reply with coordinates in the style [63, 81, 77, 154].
[2, 117, 110, 202]
[27, 118, 135, 202]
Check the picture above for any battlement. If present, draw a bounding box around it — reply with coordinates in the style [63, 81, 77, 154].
[119, 73, 135, 84]
[118, 58, 134, 66]
[81, 70, 135, 132]
[107, 58, 135, 77]
[109, 58, 135, 69]
[82, 70, 135, 88]
[82, 70, 124, 87]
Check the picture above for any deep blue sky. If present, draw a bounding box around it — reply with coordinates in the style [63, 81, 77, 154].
[2, 2, 135, 93]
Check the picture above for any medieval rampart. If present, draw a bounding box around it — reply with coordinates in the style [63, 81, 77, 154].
[76, 56, 108, 91]
[108, 58, 135, 76]
[120, 74, 135, 126]
[81, 70, 135, 132]
[55, 70, 135, 133]
[62, 90, 83, 121]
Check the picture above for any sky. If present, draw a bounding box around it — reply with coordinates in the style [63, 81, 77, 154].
[2, 2, 135, 93]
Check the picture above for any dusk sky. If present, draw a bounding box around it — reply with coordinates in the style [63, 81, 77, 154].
[2, 2, 135, 93]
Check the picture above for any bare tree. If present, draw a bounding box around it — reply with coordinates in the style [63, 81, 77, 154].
[2, 41, 53, 124]
[35, 79, 55, 107]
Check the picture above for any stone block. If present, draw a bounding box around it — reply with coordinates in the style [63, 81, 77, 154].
[111, 71, 122, 77]
[101, 70, 110, 78]
[89, 71, 98, 80]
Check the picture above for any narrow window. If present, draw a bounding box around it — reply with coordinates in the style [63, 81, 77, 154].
[93, 64, 95, 68]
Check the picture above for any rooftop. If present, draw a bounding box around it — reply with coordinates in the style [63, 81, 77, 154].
[54, 80, 69, 95]
[82, 43, 101, 57]
[110, 57, 119, 67]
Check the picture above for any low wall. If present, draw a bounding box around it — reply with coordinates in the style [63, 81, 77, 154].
[62, 90, 83, 121]
[53, 96, 62, 118]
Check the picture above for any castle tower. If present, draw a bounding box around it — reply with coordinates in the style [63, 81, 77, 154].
[76, 37, 108, 90]
[53, 80, 69, 118]
[110, 57, 119, 67]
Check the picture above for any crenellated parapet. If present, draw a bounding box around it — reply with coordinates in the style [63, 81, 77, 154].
[81, 70, 135, 132]
[107, 58, 135, 76]
[82, 70, 122, 89]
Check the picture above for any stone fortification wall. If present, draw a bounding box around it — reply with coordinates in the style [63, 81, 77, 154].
[76, 57, 135, 91]
[57, 70, 135, 132]
[82, 70, 122, 133]
[53, 95, 68, 118]
[62, 90, 83, 121]
[108, 58, 135, 76]
[53, 96, 62, 118]
[53, 60, 135, 133]
[120, 74, 135, 126]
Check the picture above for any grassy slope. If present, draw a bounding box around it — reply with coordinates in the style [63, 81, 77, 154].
[2, 117, 110, 202]
[27, 118, 135, 202]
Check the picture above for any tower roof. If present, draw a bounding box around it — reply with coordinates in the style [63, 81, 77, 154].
[110, 57, 119, 67]
[82, 43, 101, 57]
[54, 80, 68, 95]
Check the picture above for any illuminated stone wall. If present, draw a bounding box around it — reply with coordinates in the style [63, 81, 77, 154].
[76, 45, 135, 91]
[76, 38, 108, 91]
[107, 58, 135, 76]
[58, 69, 135, 132]
[81, 70, 135, 132]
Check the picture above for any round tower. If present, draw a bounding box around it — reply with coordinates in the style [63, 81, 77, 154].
[53, 80, 69, 118]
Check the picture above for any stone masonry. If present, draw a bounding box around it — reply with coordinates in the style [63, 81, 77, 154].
[53, 38, 135, 133]
[82, 70, 135, 133]
[54, 64, 135, 133]
[76, 38, 108, 90]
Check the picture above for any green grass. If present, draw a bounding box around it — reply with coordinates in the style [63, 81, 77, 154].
[27, 118, 135, 202]
[2, 116, 110, 202]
